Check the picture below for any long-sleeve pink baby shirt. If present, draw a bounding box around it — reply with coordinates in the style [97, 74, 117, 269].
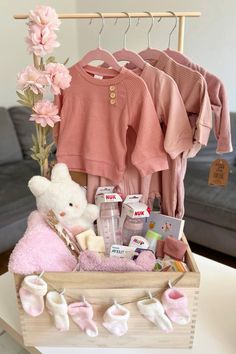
[149, 51, 212, 157]
[164, 48, 232, 153]
[54, 63, 168, 183]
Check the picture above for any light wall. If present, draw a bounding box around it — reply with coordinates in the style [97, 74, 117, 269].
[76, 0, 236, 111]
[0, 0, 79, 107]
[0, 0, 236, 111]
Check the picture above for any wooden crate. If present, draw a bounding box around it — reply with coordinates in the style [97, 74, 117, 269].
[14, 235, 200, 348]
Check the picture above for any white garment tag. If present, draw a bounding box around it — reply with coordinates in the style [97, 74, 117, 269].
[94, 74, 103, 80]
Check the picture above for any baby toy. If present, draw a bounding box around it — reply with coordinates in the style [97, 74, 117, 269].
[28, 163, 99, 236]
[9, 163, 99, 274]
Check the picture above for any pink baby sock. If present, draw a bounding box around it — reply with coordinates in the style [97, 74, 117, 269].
[46, 291, 69, 331]
[19, 275, 47, 317]
[68, 300, 98, 337]
[103, 303, 130, 336]
[161, 288, 190, 325]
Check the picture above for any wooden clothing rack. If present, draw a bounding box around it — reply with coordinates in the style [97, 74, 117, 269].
[14, 10, 201, 186]
[14, 11, 201, 53]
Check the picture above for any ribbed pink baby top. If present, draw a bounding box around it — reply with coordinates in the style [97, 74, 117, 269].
[164, 48, 232, 153]
[147, 51, 212, 158]
[54, 63, 168, 183]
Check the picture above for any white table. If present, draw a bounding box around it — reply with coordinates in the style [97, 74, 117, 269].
[0, 254, 235, 354]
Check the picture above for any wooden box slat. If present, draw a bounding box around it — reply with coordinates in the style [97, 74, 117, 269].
[14, 234, 200, 348]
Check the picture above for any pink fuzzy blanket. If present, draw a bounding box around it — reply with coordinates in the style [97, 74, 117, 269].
[8, 211, 77, 274]
[78, 250, 156, 272]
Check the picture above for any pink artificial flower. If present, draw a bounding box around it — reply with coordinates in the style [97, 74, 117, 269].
[17, 65, 49, 94]
[45, 63, 72, 95]
[26, 24, 60, 57]
[28, 5, 61, 31]
[30, 100, 61, 127]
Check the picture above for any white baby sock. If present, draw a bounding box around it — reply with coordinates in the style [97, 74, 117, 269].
[103, 303, 130, 336]
[137, 297, 173, 333]
[19, 275, 47, 317]
[46, 291, 69, 331]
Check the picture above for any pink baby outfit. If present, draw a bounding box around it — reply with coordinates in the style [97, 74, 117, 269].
[123, 64, 193, 214]
[146, 52, 212, 217]
[164, 48, 232, 153]
[54, 63, 168, 184]
[147, 51, 212, 156]
[87, 64, 193, 214]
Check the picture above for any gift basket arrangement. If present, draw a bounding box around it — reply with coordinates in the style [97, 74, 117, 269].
[13, 5, 233, 348]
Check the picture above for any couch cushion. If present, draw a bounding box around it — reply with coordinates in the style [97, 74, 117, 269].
[184, 161, 236, 231]
[9, 106, 56, 159]
[190, 113, 236, 165]
[9, 106, 35, 159]
[0, 107, 23, 164]
[0, 160, 39, 229]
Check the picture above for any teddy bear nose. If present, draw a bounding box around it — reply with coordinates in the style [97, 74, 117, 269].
[75, 205, 80, 209]
[60, 211, 66, 217]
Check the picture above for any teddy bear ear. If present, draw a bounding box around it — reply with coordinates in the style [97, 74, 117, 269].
[51, 163, 72, 183]
[28, 176, 51, 197]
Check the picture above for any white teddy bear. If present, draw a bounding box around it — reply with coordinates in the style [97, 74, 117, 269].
[28, 163, 99, 235]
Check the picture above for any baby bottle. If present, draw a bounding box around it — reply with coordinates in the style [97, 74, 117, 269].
[122, 216, 144, 246]
[99, 203, 122, 255]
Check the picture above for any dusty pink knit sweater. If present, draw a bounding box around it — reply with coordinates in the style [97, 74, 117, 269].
[54, 63, 168, 183]
[147, 51, 212, 157]
[164, 48, 232, 153]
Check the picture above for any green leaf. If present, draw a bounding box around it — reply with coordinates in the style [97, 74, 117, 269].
[17, 99, 32, 108]
[45, 142, 54, 155]
[34, 93, 43, 104]
[30, 154, 39, 161]
[46, 56, 57, 64]
[16, 91, 26, 100]
[63, 57, 69, 66]
[36, 152, 44, 160]
[24, 88, 30, 99]
[32, 134, 37, 145]
[27, 90, 37, 105]
[30, 145, 38, 153]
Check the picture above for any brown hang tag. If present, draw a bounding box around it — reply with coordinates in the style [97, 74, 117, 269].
[208, 159, 229, 187]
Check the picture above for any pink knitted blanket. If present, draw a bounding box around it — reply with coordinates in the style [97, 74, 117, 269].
[8, 211, 77, 274]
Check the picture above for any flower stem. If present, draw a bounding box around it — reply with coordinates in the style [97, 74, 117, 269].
[33, 55, 49, 177]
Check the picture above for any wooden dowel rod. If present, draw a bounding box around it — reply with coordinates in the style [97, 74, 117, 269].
[14, 11, 201, 20]
[178, 16, 186, 53]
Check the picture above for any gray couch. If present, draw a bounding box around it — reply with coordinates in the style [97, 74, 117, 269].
[0, 107, 38, 253]
[184, 113, 236, 257]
